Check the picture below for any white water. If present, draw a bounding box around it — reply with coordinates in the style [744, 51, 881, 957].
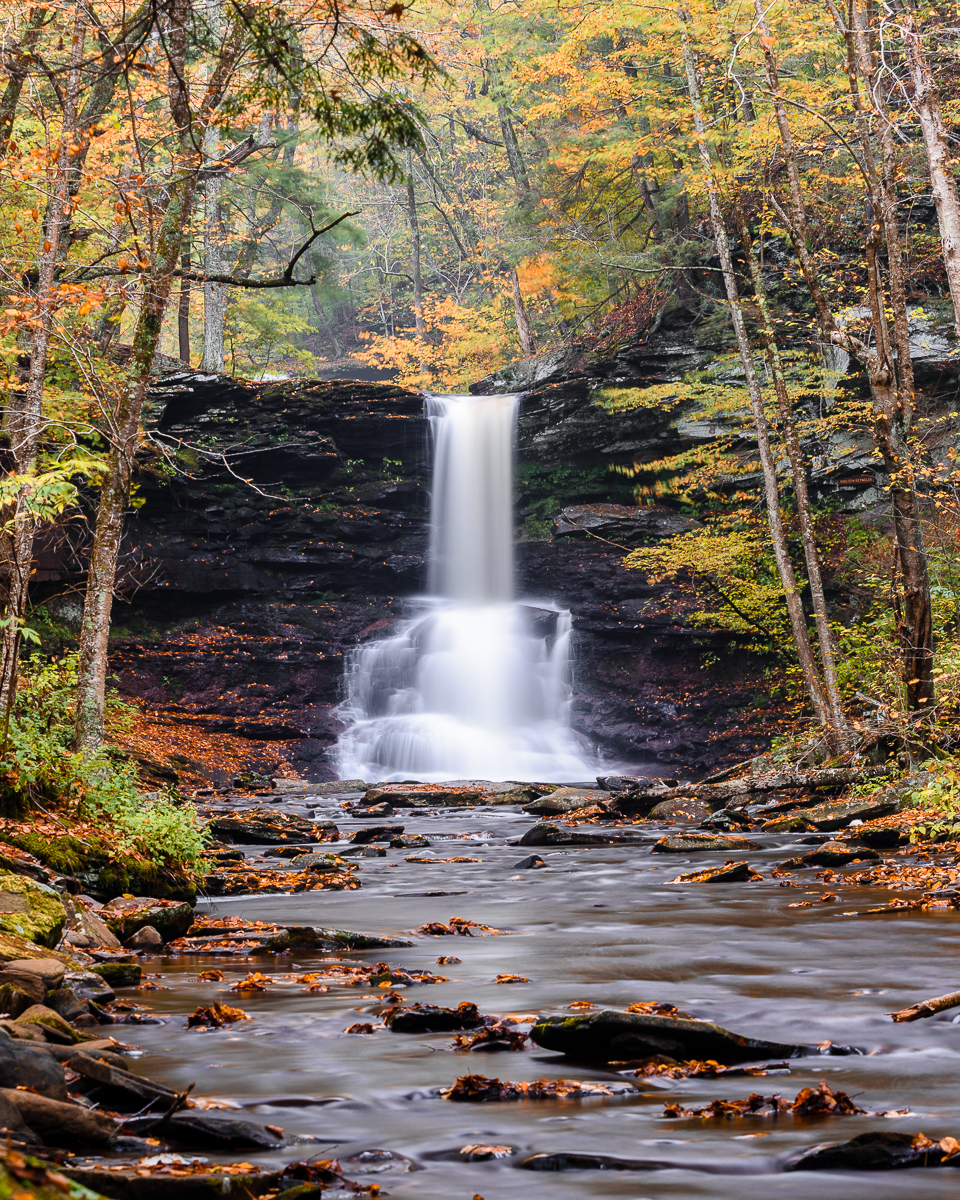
[335, 393, 593, 782]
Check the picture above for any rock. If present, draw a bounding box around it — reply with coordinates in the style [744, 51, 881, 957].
[100, 898, 193, 942]
[761, 814, 816, 832]
[288, 853, 351, 872]
[650, 833, 761, 854]
[275, 926, 412, 951]
[89, 962, 142, 988]
[791, 796, 900, 831]
[700, 809, 754, 831]
[780, 841, 881, 869]
[530, 1008, 844, 1063]
[210, 806, 330, 844]
[53, 1040, 127, 1066]
[647, 798, 711, 821]
[125, 926, 163, 949]
[263, 846, 312, 858]
[0, 876, 66, 948]
[44, 987, 91, 1025]
[137, 1111, 284, 1150]
[76, 909, 123, 948]
[64, 973, 116, 1005]
[670, 860, 760, 883]
[0, 1087, 117, 1145]
[513, 854, 547, 869]
[391, 834, 429, 848]
[522, 788, 600, 815]
[855, 819, 912, 848]
[787, 1130, 948, 1171]
[362, 785, 482, 807]
[351, 825, 404, 844]
[15, 1004, 86, 1044]
[0, 970, 45, 1016]
[0, 1090, 34, 1139]
[70, 1051, 178, 1111]
[384, 1001, 484, 1033]
[341, 846, 386, 858]
[553, 503, 696, 543]
[519, 1151, 665, 1172]
[62, 1164, 283, 1199]
[0, 1019, 47, 1043]
[0, 1033, 68, 1098]
[597, 775, 660, 791]
[518, 822, 650, 847]
[364, 802, 394, 817]
[4, 959, 65, 989]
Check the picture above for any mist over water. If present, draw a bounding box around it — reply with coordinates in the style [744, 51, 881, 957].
[336, 392, 593, 782]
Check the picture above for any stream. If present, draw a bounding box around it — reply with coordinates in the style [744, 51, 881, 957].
[109, 794, 960, 1198]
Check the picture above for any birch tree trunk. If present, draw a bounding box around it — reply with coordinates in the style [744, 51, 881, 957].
[511, 267, 536, 356]
[201, 125, 227, 373]
[405, 150, 424, 337]
[903, 14, 960, 342]
[679, 16, 832, 733]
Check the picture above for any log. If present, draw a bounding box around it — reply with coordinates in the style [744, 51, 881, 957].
[888, 989, 960, 1023]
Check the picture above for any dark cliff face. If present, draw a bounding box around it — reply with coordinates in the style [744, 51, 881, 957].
[99, 352, 795, 780]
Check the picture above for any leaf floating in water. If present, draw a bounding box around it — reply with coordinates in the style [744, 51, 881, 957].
[453, 1022, 528, 1052]
[624, 1001, 694, 1019]
[442, 1073, 636, 1101]
[633, 1058, 790, 1079]
[437, 956, 461, 964]
[459, 1144, 515, 1160]
[195, 970, 225, 982]
[231, 972, 273, 992]
[345, 1023, 375, 1035]
[416, 916, 506, 936]
[663, 1081, 864, 1119]
[495, 974, 528, 984]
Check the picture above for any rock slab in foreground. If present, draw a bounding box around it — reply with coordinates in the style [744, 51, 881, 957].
[518, 822, 651, 847]
[61, 1164, 283, 1200]
[791, 796, 900, 831]
[531, 1009, 852, 1064]
[0, 875, 66, 949]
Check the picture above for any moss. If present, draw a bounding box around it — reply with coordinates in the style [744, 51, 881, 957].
[0, 1157, 106, 1199]
[0, 874, 65, 948]
[89, 962, 142, 988]
[2, 833, 196, 902]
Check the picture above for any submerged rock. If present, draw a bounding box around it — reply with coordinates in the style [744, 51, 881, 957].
[89, 961, 142, 988]
[530, 1008, 851, 1063]
[669, 860, 761, 883]
[519, 1151, 666, 1172]
[787, 1130, 958, 1171]
[352, 825, 404, 843]
[384, 1001, 484, 1033]
[391, 834, 430, 848]
[651, 833, 761, 854]
[513, 854, 547, 869]
[129, 1110, 284, 1150]
[780, 841, 881, 868]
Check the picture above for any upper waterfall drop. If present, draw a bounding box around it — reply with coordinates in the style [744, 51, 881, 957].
[335, 392, 593, 783]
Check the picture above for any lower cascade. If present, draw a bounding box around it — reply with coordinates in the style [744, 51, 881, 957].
[336, 392, 593, 782]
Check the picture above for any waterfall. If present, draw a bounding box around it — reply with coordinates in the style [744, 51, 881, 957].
[335, 392, 593, 782]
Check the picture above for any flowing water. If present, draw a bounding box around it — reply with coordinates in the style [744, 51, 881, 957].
[120, 800, 960, 1198]
[335, 394, 593, 782]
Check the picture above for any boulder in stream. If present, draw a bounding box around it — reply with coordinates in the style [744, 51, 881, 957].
[384, 1001, 484, 1033]
[210, 806, 332, 844]
[522, 788, 600, 815]
[0, 1031, 68, 1097]
[780, 841, 881, 868]
[0, 875, 66, 948]
[351, 825, 404, 843]
[647, 798, 711, 821]
[651, 833, 761, 854]
[791, 796, 900, 831]
[518, 822, 651, 847]
[530, 1008, 852, 1063]
[787, 1130, 959, 1171]
[669, 860, 761, 883]
[124, 1110, 284, 1150]
[100, 898, 194, 943]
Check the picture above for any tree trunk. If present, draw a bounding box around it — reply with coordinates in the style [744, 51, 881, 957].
[730, 197, 847, 740]
[0, 7, 47, 154]
[178, 244, 191, 364]
[201, 126, 227, 373]
[679, 16, 832, 732]
[405, 150, 424, 336]
[511, 267, 536, 356]
[0, 6, 86, 718]
[904, 15, 960, 341]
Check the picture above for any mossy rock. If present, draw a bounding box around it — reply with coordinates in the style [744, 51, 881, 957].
[89, 962, 142, 988]
[0, 875, 65, 949]
[0, 933, 80, 969]
[1, 833, 196, 903]
[0, 1157, 106, 1200]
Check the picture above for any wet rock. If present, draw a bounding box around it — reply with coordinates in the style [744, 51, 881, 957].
[519, 1151, 665, 1172]
[787, 1130, 951, 1171]
[651, 833, 761, 854]
[384, 1001, 484, 1033]
[0, 1033, 68, 1098]
[530, 1008, 843, 1063]
[391, 834, 430, 848]
[71, 1051, 178, 1111]
[62, 1163, 283, 1199]
[126, 926, 164, 949]
[522, 788, 600, 815]
[4, 959, 65, 989]
[278, 926, 412, 951]
[44, 987, 91, 1025]
[341, 846, 386, 858]
[132, 1111, 284, 1150]
[597, 775, 658, 791]
[0, 1090, 34, 1140]
[100, 898, 193, 943]
[0, 875, 66, 948]
[210, 806, 331, 844]
[0, 970, 45, 1016]
[90, 961, 142, 988]
[364, 802, 394, 817]
[15, 1005, 86, 1045]
[0, 1087, 117, 1145]
[700, 808, 754, 831]
[513, 854, 547, 869]
[263, 846, 313, 859]
[854, 818, 913, 847]
[669, 860, 761, 883]
[518, 822, 650, 847]
[351, 825, 404, 844]
[288, 853, 351, 872]
[761, 814, 816, 833]
[63, 975, 116, 1007]
[74, 908, 123, 948]
[780, 841, 881, 869]
[792, 796, 900, 831]
[647, 798, 711, 821]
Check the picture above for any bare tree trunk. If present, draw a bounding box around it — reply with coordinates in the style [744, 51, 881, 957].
[756, 0, 934, 711]
[511, 267, 536, 356]
[0, 7, 47, 154]
[0, 6, 86, 718]
[405, 150, 424, 336]
[904, 14, 960, 341]
[178, 244, 191, 364]
[679, 16, 832, 733]
[730, 197, 846, 739]
[201, 125, 227, 373]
